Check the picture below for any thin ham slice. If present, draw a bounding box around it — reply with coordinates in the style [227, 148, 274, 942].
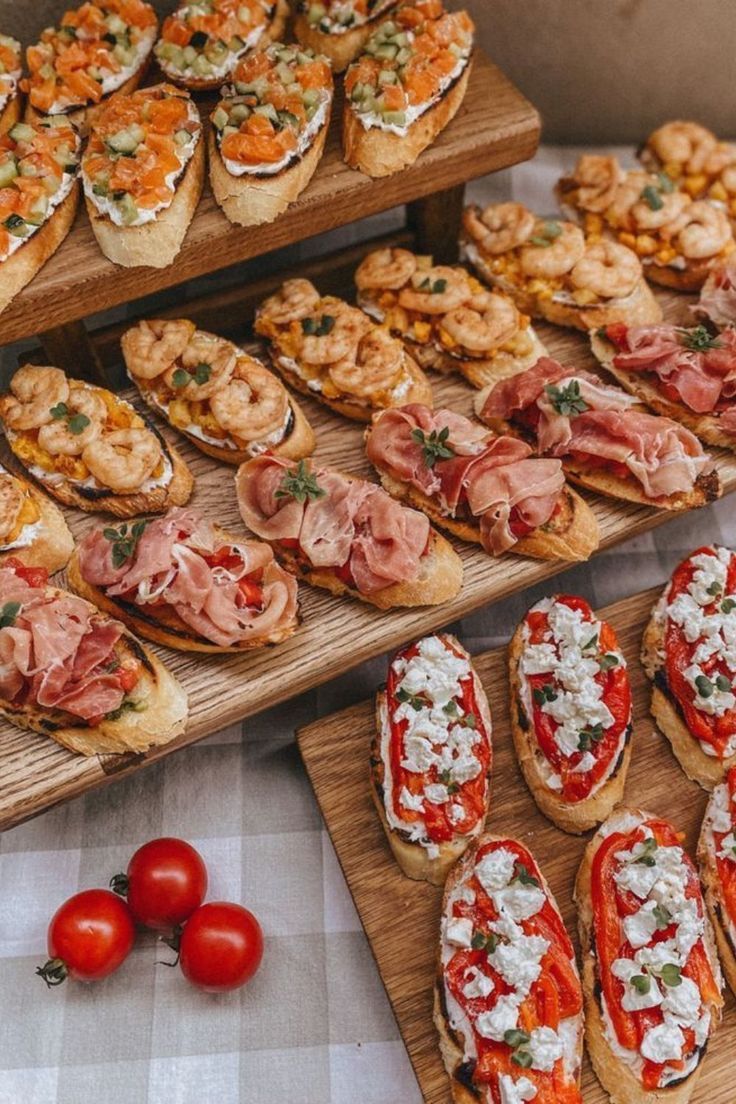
[697, 255, 736, 328]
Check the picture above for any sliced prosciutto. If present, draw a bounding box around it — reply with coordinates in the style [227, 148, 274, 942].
[438, 835, 584, 1104]
[76, 508, 298, 649]
[478, 357, 713, 500]
[366, 404, 566, 555]
[697, 254, 736, 329]
[699, 767, 736, 991]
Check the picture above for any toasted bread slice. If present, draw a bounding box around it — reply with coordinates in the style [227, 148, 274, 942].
[643, 255, 727, 294]
[0, 481, 74, 574]
[293, 3, 397, 71]
[698, 786, 736, 998]
[0, 182, 80, 317]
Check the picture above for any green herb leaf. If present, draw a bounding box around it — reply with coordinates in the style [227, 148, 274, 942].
[432, 278, 447, 294]
[471, 931, 498, 953]
[395, 686, 426, 711]
[411, 426, 455, 468]
[656, 171, 675, 194]
[641, 184, 664, 211]
[103, 520, 149, 569]
[301, 317, 318, 335]
[0, 600, 21, 628]
[634, 837, 658, 867]
[512, 862, 540, 888]
[67, 413, 91, 436]
[529, 220, 562, 247]
[532, 683, 558, 706]
[680, 324, 722, 353]
[50, 402, 68, 420]
[660, 963, 682, 987]
[171, 367, 190, 388]
[578, 722, 604, 751]
[582, 632, 599, 652]
[695, 673, 714, 699]
[443, 700, 460, 717]
[706, 579, 723, 597]
[193, 363, 211, 386]
[275, 460, 326, 504]
[599, 653, 619, 672]
[504, 1029, 531, 1049]
[716, 674, 732, 693]
[511, 1050, 533, 1069]
[463, 712, 477, 730]
[317, 314, 335, 336]
[544, 379, 589, 417]
[721, 598, 736, 614]
[631, 973, 651, 994]
[653, 904, 672, 930]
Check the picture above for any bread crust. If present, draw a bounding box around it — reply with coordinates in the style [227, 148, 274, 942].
[643, 256, 725, 294]
[697, 798, 736, 998]
[293, 5, 396, 72]
[0, 92, 21, 135]
[410, 326, 548, 390]
[591, 331, 736, 452]
[84, 132, 205, 268]
[342, 60, 471, 178]
[0, 182, 80, 317]
[24, 64, 148, 135]
[0, 482, 74, 574]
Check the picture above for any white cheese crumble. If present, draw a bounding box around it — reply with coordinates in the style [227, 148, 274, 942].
[498, 1074, 537, 1104]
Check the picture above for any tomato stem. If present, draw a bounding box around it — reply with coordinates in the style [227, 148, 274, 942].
[109, 873, 129, 897]
[36, 957, 68, 988]
[157, 926, 182, 967]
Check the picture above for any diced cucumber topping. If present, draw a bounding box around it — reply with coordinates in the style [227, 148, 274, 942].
[0, 160, 18, 187]
[254, 102, 278, 122]
[382, 110, 406, 127]
[378, 68, 397, 85]
[4, 213, 28, 237]
[229, 103, 250, 124]
[229, 35, 245, 52]
[221, 125, 239, 139]
[18, 161, 39, 177]
[116, 193, 139, 226]
[296, 51, 313, 65]
[92, 182, 109, 197]
[307, 3, 326, 24]
[395, 46, 412, 66]
[302, 88, 320, 107]
[212, 106, 229, 131]
[275, 61, 297, 85]
[192, 54, 213, 76]
[106, 124, 144, 154]
[9, 123, 34, 143]
[105, 13, 127, 34]
[238, 4, 253, 23]
[174, 128, 192, 146]
[39, 63, 55, 80]
[113, 44, 135, 66]
[183, 45, 198, 66]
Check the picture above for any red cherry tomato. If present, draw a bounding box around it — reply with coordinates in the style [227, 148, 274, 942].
[37, 889, 135, 986]
[113, 837, 207, 931]
[179, 902, 264, 992]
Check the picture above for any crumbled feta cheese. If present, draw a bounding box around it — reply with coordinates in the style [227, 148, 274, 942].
[445, 917, 473, 948]
[462, 966, 494, 1000]
[640, 1021, 684, 1064]
[718, 831, 736, 860]
[425, 783, 449, 804]
[449, 802, 465, 825]
[394, 635, 470, 706]
[493, 882, 546, 922]
[489, 934, 549, 994]
[401, 734, 437, 773]
[611, 958, 663, 1012]
[709, 784, 733, 833]
[662, 976, 701, 1025]
[399, 787, 424, 812]
[476, 994, 522, 1041]
[520, 642, 558, 675]
[623, 901, 660, 949]
[475, 848, 517, 893]
[498, 1074, 537, 1104]
[527, 1025, 564, 1072]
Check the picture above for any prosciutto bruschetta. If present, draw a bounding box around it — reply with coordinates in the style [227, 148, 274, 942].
[255, 278, 433, 422]
[343, 0, 474, 178]
[235, 454, 462, 608]
[355, 247, 547, 389]
[0, 465, 73, 574]
[461, 201, 662, 334]
[294, 0, 398, 72]
[23, 1, 157, 131]
[371, 633, 492, 884]
[209, 44, 333, 227]
[509, 595, 632, 834]
[696, 253, 736, 329]
[122, 319, 315, 463]
[592, 322, 736, 450]
[0, 35, 22, 134]
[365, 405, 599, 561]
[557, 154, 735, 293]
[69, 507, 299, 652]
[0, 557, 187, 756]
[154, 0, 288, 91]
[0, 116, 81, 317]
[81, 83, 204, 268]
[698, 767, 736, 996]
[639, 121, 736, 222]
[575, 808, 723, 1104]
[641, 545, 736, 790]
[0, 365, 193, 519]
[436, 835, 584, 1104]
[475, 357, 720, 511]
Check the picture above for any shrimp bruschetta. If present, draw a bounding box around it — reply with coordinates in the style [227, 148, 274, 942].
[436, 834, 584, 1104]
[154, 0, 289, 90]
[0, 364, 193, 518]
[371, 634, 492, 884]
[0, 116, 81, 317]
[698, 767, 736, 996]
[475, 357, 720, 511]
[0, 464, 73, 574]
[576, 807, 723, 1104]
[122, 318, 315, 463]
[0, 557, 187, 756]
[209, 43, 333, 227]
[69, 507, 299, 653]
[355, 247, 547, 389]
[23, 1, 157, 132]
[235, 454, 462, 609]
[639, 121, 736, 224]
[343, 0, 474, 178]
[81, 83, 204, 268]
[0, 35, 22, 135]
[509, 595, 632, 834]
[642, 545, 736, 790]
[461, 201, 663, 333]
[255, 278, 433, 421]
[294, 0, 398, 72]
[365, 404, 599, 561]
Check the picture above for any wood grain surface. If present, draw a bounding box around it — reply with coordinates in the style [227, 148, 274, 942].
[0, 51, 539, 345]
[296, 586, 736, 1104]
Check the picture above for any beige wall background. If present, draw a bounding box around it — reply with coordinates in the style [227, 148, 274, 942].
[2, 0, 734, 143]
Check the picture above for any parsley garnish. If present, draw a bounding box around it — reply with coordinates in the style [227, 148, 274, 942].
[0, 601, 20, 628]
[721, 598, 736, 614]
[529, 220, 562, 247]
[417, 276, 448, 294]
[695, 673, 715, 699]
[680, 324, 722, 353]
[411, 426, 455, 468]
[641, 184, 664, 211]
[706, 579, 724, 598]
[532, 683, 558, 705]
[395, 687, 426, 711]
[439, 768, 459, 795]
[578, 722, 604, 751]
[301, 314, 335, 337]
[103, 521, 148, 569]
[105, 698, 148, 722]
[631, 973, 651, 994]
[171, 362, 211, 389]
[599, 653, 619, 672]
[471, 931, 498, 954]
[443, 700, 460, 717]
[49, 402, 90, 436]
[582, 631, 599, 652]
[544, 379, 589, 417]
[511, 862, 540, 888]
[504, 1029, 533, 1067]
[659, 963, 682, 988]
[653, 903, 672, 930]
[633, 837, 657, 867]
[275, 460, 325, 504]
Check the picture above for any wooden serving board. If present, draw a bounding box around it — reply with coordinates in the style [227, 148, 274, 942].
[296, 585, 736, 1104]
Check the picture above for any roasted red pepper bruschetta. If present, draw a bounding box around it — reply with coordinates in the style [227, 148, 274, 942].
[509, 595, 632, 834]
[0, 116, 81, 317]
[294, 0, 398, 72]
[0, 464, 73, 574]
[0, 35, 22, 135]
[343, 0, 474, 177]
[371, 633, 491, 884]
[642, 545, 736, 789]
[436, 835, 584, 1104]
[235, 454, 462, 608]
[209, 44, 333, 227]
[121, 318, 315, 463]
[365, 404, 599, 561]
[0, 558, 187, 756]
[576, 808, 723, 1104]
[698, 766, 736, 996]
[475, 357, 720, 510]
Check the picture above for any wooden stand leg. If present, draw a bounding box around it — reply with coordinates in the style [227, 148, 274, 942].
[406, 183, 466, 263]
[38, 320, 106, 383]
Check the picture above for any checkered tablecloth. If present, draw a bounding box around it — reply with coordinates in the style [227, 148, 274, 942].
[2, 148, 736, 1104]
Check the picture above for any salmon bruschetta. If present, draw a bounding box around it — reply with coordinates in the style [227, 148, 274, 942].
[641, 545, 736, 790]
[235, 454, 463, 608]
[0, 364, 193, 518]
[0, 557, 187, 756]
[509, 595, 632, 834]
[461, 201, 663, 333]
[576, 808, 723, 1104]
[436, 835, 584, 1104]
[343, 0, 474, 178]
[365, 404, 599, 561]
[475, 357, 720, 511]
[355, 247, 547, 389]
[23, 0, 157, 131]
[698, 767, 736, 996]
[639, 121, 736, 223]
[154, 0, 289, 90]
[371, 633, 492, 884]
[0, 464, 73, 574]
[122, 318, 315, 463]
[0, 35, 22, 134]
[209, 43, 333, 227]
[294, 0, 398, 72]
[81, 83, 204, 268]
[69, 507, 299, 653]
[255, 277, 433, 421]
[0, 116, 81, 317]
